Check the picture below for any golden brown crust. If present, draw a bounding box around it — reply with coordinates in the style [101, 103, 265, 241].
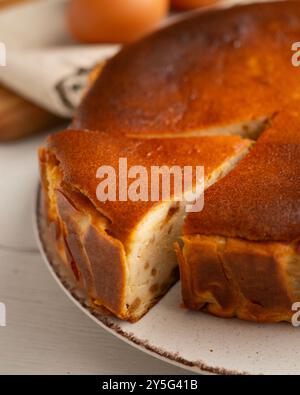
[56, 189, 93, 290]
[185, 106, 300, 242]
[73, 1, 300, 137]
[179, 235, 296, 322]
[54, 188, 128, 319]
[46, 129, 251, 247]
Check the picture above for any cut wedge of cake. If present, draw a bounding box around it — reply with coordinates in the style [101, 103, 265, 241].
[39, 130, 251, 321]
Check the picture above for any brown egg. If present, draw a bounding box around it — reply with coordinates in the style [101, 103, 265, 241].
[67, 0, 170, 44]
[171, 0, 218, 10]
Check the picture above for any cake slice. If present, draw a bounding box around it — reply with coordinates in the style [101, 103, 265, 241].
[177, 107, 300, 323]
[39, 129, 251, 321]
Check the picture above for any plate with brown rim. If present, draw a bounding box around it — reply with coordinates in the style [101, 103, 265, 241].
[35, 186, 300, 375]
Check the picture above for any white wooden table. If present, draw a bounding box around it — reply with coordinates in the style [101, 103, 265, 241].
[0, 130, 188, 374]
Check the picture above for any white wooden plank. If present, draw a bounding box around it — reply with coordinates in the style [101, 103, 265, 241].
[0, 250, 188, 374]
[0, 128, 64, 251]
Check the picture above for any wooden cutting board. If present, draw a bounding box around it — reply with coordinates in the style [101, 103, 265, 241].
[0, 0, 63, 141]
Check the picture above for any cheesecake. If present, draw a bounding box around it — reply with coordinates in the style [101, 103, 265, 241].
[39, 0, 300, 322]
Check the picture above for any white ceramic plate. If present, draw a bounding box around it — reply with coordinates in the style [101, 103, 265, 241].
[35, 188, 300, 375]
